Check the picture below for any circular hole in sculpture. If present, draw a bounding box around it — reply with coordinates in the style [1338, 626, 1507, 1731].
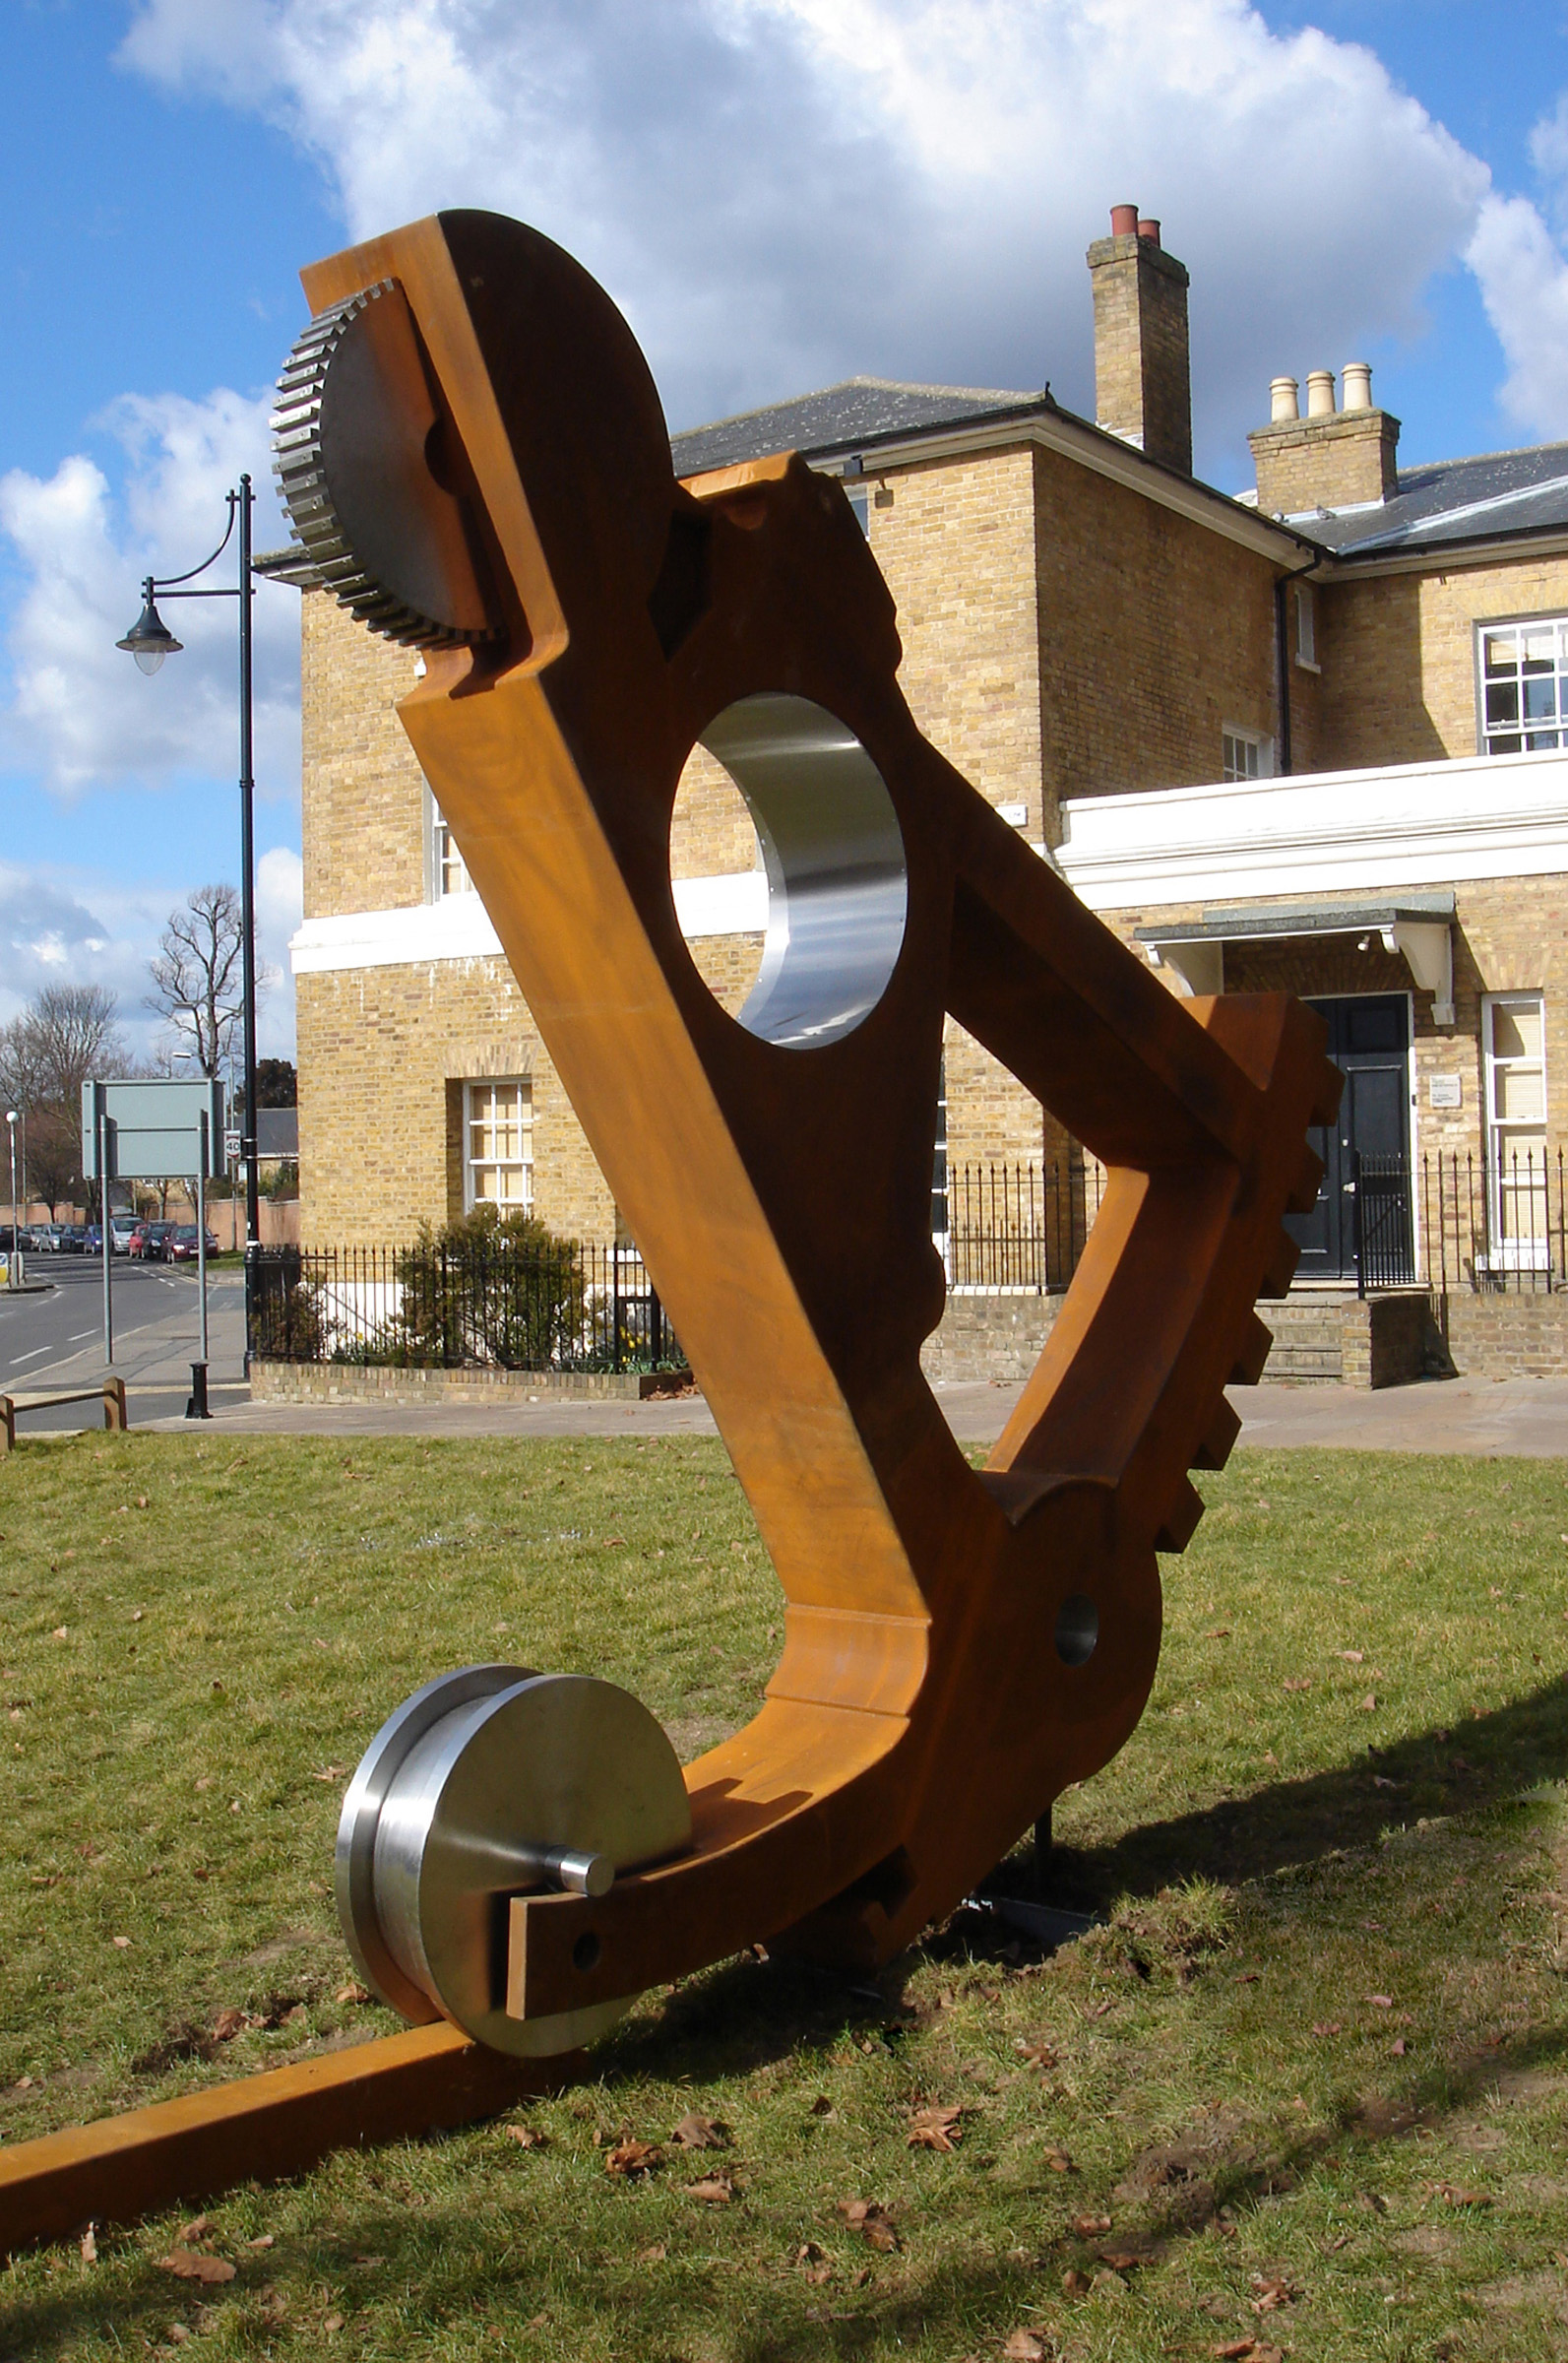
[573, 1931, 602, 1974]
[1054, 1593, 1098, 1668]
[681, 693, 909, 1049]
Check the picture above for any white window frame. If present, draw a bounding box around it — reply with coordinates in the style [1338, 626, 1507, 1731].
[1474, 612, 1568, 757]
[462, 1078, 533, 1214]
[1221, 725, 1274, 784]
[424, 781, 474, 901]
[1293, 583, 1319, 671]
[1481, 990, 1549, 1269]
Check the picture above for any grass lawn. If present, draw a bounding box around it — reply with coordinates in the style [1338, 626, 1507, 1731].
[3, 1430, 1568, 2360]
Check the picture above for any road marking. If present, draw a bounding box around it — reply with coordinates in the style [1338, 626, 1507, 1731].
[69, 1329, 96, 1342]
[7, 1346, 49, 1367]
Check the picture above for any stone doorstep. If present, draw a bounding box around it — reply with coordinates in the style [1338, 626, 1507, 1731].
[249, 1361, 695, 1406]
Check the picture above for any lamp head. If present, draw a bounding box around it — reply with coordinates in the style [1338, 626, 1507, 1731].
[117, 584, 183, 675]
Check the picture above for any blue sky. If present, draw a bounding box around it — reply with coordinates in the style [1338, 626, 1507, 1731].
[4, 0, 1568, 1062]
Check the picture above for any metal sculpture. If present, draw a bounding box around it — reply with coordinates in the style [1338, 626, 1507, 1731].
[278, 211, 1339, 2053]
[0, 209, 1338, 2244]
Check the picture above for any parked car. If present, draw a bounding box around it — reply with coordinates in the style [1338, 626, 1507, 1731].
[108, 1218, 137, 1255]
[23, 1225, 59, 1252]
[129, 1220, 175, 1258]
[163, 1225, 220, 1262]
[53, 1225, 86, 1254]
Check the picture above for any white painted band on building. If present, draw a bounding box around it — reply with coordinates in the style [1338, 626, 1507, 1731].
[290, 867, 772, 976]
[1056, 746, 1568, 910]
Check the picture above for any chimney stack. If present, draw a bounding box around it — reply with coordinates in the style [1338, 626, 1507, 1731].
[1249, 361, 1399, 515]
[1087, 204, 1192, 475]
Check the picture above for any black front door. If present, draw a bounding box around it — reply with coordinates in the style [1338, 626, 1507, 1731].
[1286, 994, 1411, 1281]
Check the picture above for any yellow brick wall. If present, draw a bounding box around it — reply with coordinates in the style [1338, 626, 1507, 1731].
[301, 594, 428, 920]
[1318, 553, 1568, 771]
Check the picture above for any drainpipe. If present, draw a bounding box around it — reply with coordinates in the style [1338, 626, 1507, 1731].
[1274, 558, 1319, 777]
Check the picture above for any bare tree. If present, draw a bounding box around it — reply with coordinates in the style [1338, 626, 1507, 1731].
[146, 884, 270, 1077]
[0, 983, 125, 1217]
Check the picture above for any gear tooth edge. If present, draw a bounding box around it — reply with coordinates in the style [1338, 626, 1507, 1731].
[1311, 1055, 1344, 1130]
[1258, 1226, 1300, 1300]
[1190, 1395, 1241, 1474]
[1228, 1310, 1273, 1388]
[1155, 1477, 1204, 1555]
[1286, 1140, 1325, 1217]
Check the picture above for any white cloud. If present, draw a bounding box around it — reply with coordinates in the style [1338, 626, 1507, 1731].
[121, 0, 1492, 477]
[256, 844, 304, 1059]
[0, 386, 299, 804]
[1465, 191, 1568, 440]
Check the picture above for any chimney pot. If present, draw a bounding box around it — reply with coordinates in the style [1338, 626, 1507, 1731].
[1270, 375, 1300, 423]
[1306, 368, 1337, 417]
[1137, 218, 1160, 247]
[1342, 361, 1373, 412]
[1109, 204, 1139, 236]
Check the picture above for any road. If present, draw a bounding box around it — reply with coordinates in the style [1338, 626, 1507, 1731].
[0, 1256, 247, 1433]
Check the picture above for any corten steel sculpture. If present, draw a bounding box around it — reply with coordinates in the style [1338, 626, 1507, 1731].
[0, 210, 1339, 2244]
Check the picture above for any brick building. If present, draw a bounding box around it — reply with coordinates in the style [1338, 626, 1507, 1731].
[273, 205, 1568, 1292]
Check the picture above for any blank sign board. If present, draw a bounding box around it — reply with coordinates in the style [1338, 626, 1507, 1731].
[81, 1079, 226, 1181]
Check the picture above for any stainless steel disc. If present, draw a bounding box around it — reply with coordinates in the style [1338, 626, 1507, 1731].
[272, 279, 498, 649]
[337, 1666, 691, 2057]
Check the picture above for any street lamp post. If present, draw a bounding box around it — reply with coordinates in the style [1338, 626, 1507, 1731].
[117, 478, 261, 1261]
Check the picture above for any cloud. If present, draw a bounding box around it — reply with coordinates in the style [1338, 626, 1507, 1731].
[0, 386, 300, 804]
[256, 844, 304, 1059]
[1465, 190, 1568, 440]
[122, 0, 1490, 477]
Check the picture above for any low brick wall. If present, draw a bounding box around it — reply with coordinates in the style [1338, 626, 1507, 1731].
[248, 1361, 692, 1405]
[920, 1293, 1062, 1383]
[1437, 1291, 1568, 1378]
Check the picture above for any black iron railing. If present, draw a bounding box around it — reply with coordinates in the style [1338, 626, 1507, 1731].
[248, 1239, 681, 1371]
[937, 1158, 1103, 1293]
[1349, 1148, 1567, 1296]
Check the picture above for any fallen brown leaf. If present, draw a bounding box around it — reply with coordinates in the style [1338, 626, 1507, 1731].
[1282, 1677, 1312, 1692]
[1309, 2021, 1343, 2037]
[1391, 2037, 1408, 2057]
[1214, 2345, 1285, 2363]
[908, 2103, 965, 2151]
[111, 1935, 131, 1949]
[837, 2198, 899, 2250]
[245, 2234, 275, 2250]
[1364, 1994, 1394, 2009]
[685, 2174, 734, 2204]
[1338, 1648, 1364, 1663]
[796, 2242, 833, 2284]
[157, 2248, 235, 2285]
[505, 2125, 549, 2148]
[1071, 2213, 1112, 2236]
[604, 2138, 662, 2177]
[670, 2109, 730, 2149]
[1015, 2040, 1058, 2068]
[1204, 1628, 1231, 1639]
[1084, 1999, 1113, 2019]
[211, 2007, 246, 2043]
[637, 2245, 666, 2265]
[809, 2095, 835, 2117]
[335, 1982, 370, 2006]
[79, 2223, 96, 2264]
[1098, 2247, 1149, 2271]
[324, 2313, 345, 2333]
[1001, 2332, 1048, 2360]
[1249, 2272, 1297, 2313]
[1360, 1693, 1377, 1711]
[1061, 2268, 1092, 2295]
[175, 2217, 213, 2247]
[1044, 2149, 1076, 2174]
[1434, 2182, 1490, 2207]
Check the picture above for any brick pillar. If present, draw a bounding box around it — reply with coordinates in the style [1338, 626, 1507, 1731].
[1086, 209, 1192, 476]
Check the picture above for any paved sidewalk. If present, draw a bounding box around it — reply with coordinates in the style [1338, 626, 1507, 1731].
[139, 1373, 1568, 1457]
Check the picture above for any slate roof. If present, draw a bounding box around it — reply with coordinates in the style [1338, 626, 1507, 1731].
[667, 376, 1046, 478]
[1294, 440, 1568, 558]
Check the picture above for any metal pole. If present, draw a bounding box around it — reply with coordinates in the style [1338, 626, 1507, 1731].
[99, 1111, 113, 1366]
[6, 1115, 15, 1291]
[237, 477, 261, 1266]
[188, 1110, 212, 1419]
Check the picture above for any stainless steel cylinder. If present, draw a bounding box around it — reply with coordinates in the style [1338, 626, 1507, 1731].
[337, 1665, 691, 2056]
